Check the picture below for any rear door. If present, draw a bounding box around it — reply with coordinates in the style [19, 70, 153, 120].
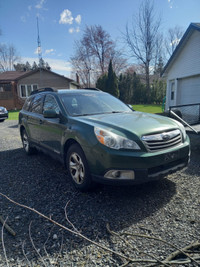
[26, 94, 44, 144]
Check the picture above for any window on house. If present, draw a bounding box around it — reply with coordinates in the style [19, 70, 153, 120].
[0, 83, 12, 92]
[170, 82, 175, 100]
[20, 84, 38, 98]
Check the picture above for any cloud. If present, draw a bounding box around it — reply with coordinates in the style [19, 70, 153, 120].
[35, 0, 45, 9]
[69, 27, 80, 34]
[59, 9, 73, 24]
[34, 47, 42, 55]
[44, 49, 55, 55]
[170, 38, 180, 46]
[75, 15, 81, 24]
[167, 0, 173, 8]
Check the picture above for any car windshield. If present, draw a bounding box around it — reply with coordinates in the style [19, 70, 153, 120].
[60, 92, 132, 116]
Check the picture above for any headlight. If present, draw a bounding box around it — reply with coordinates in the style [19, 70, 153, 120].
[94, 127, 140, 150]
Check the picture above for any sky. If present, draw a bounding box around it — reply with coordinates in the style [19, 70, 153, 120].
[0, 0, 200, 78]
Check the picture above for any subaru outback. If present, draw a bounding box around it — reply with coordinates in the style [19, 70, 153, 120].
[18, 88, 190, 191]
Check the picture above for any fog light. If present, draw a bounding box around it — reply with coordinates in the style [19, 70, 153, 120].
[104, 170, 135, 180]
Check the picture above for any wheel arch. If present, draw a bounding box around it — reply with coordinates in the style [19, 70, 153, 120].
[63, 138, 82, 165]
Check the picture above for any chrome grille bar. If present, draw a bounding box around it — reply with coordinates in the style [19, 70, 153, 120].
[142, 129, 182, 152]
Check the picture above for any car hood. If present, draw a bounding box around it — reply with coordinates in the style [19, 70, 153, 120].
[75, 112, 180, 137]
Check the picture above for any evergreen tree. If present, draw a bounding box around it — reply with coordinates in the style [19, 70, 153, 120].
[32, 61, 38, 70]
[96, 74, 107, 91]
[105, 60, 119, 97]
[25, 61, 32, 70]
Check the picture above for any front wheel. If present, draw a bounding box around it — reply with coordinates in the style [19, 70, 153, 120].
[21, 129, 35, 155]
[66, 144, 94, 191]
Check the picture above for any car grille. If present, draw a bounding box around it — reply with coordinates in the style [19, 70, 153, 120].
[142, 129, 182, 152]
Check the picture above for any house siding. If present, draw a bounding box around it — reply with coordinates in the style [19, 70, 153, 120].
[167, 31, 200, 79]
[17, 70, 70, 91]
[165, 30, 200, 110]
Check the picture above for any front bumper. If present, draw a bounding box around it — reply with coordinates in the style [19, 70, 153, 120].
[92, 155, 189, 185]
[0, 112, 8, 120]
[86, 136, 190, 185]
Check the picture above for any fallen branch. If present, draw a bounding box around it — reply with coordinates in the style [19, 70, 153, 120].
[0, 192, 151, 264]
[121, 231, 199, 266]
[106, 223, 169, 267]
[1, 216, 9, 267]
[0, 215, 16, 236]
[165, 241, 200, 262]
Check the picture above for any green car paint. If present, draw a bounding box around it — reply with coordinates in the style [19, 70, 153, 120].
[19, 89, 190, 190]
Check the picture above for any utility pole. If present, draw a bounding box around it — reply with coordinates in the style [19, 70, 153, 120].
[37, 17, 42, 86]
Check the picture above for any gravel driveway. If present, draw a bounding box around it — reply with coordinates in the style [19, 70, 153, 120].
[0, 120, 200, 266]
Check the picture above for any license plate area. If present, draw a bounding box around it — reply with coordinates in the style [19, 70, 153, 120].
[164, 150, 180, 162]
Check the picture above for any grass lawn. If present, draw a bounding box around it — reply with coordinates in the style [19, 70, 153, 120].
[132, 104, 162, 114]
[8, 110, 19, 120]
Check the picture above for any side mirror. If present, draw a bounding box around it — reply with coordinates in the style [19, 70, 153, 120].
[43, 109, 58, 118]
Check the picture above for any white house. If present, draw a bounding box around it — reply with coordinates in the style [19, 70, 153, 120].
[162, 23, 200, 113]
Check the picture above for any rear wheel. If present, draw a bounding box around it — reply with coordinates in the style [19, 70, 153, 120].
[66, 144, 94, 191]
[21, 129, 35, 155]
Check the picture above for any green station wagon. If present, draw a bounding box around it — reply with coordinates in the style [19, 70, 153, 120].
[19, 88, 190, 191]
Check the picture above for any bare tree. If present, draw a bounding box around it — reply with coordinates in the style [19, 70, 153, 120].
[71, 25, 127, 87]
[125, 0, 161, 102]
[165, 25, 184, 59]
[0, 44, 20, 72]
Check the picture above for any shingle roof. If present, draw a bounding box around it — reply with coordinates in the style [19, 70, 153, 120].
[0, 71, 32, 81]
[0, 69, 74, 82]
[162, 23, 200, 76]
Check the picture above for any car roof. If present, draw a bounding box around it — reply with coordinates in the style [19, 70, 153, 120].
[30, 87, 102, 96]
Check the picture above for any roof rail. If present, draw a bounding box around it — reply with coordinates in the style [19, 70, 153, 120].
[82, 87, 101, 91]
[30, 87, 55, 95]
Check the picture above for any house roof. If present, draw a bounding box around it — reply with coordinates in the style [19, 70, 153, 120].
[0, 69, 74, 83]
[0, 71, 32, 81]
[162, 23, 200, 76]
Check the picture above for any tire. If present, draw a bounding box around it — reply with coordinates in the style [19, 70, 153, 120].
[0, 120, 5, 123]
[66, 144, 94, 191]
[21, 129, 36, 155]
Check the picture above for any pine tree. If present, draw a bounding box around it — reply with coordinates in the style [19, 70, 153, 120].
[32, 61, 38, 70]
[96, 74, 107, 91]
[106, 60, 119, 97]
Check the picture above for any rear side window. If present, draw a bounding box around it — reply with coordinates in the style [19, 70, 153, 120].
[29, 95, 44, 114]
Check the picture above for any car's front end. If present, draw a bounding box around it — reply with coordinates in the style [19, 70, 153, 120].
[0, 106, 8, 122]
[75, 112, 190, 185]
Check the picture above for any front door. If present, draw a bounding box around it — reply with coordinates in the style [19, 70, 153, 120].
[39, 95, 64, 155]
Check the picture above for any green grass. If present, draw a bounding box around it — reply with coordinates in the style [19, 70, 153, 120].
[8, 110, 19, 120]
[132, 104, 162, 114]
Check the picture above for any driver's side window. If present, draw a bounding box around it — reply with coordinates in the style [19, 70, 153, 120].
[43, 95, 60, 114]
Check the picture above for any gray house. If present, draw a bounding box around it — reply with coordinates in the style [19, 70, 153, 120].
[0, 69, 80, 110]
[162, 23, 200, 111]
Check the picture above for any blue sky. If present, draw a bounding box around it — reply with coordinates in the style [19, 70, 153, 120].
[0, 0, 200, 77]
